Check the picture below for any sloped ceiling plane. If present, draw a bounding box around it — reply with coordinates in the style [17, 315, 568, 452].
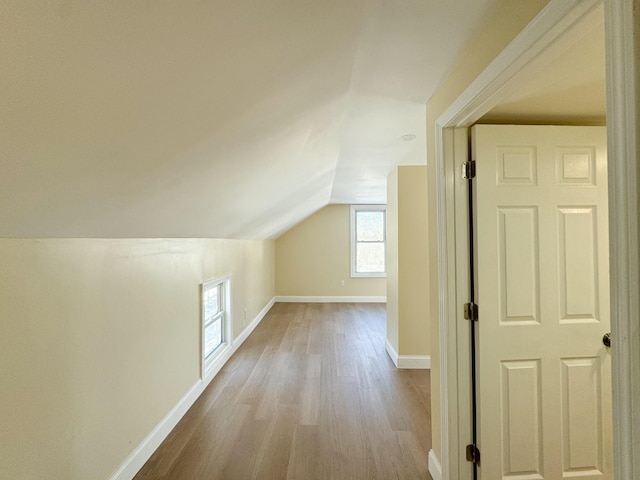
[1, 1, 604, 239]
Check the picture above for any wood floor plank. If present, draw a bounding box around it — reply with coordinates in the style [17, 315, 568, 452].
[134, 302, 432, 480]
[286, 425, 323, 479]
[249, 403, 298, 479]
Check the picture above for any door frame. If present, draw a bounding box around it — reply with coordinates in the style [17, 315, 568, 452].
[434, 0, 640, 478]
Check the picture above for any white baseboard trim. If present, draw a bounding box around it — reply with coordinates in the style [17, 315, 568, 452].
[275, 295, 386, 303]
[235, 297, 276, 347]
[201, 296, 276, 385]
[385, 340, 430, 369]
[108, 380, 202, 480]
[398, 355, 430, 369]
[108, 297, 276, 480]
[385, 339, 399, 367]
[428, 449, 442, 480]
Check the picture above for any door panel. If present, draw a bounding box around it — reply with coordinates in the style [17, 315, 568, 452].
[561, 357, 604, 475]
[558, 208, 600, 322]
[472, 125, 611, 480]
[501, 359, 543, 479]
[498, 206, 540, 324]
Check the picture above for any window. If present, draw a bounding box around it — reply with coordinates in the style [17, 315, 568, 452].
[201, 275, 232, 377]
[350, 205, 386, 277]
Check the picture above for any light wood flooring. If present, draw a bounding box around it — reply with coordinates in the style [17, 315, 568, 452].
[135, 302, 432, 480]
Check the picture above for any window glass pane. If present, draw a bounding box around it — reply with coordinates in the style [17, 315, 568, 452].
[204, 317, 223, 358]
[356, 242, 385, 273]
[204, 285, 220, 318]
[356, 211, 384, 241]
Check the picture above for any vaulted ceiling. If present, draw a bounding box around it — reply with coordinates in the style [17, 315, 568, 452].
[2, 0, 504, 238]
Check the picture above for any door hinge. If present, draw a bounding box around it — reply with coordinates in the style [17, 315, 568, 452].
[466, 444, 481, 465]
[464, 302, 478, 321]
[462, 160, 476, 179]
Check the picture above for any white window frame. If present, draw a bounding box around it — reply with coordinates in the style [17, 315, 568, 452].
[350, 204, 387, 278]
[201, 274, 233, 380]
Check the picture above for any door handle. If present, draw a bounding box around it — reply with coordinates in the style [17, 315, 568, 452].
[603, 332, 611, 348]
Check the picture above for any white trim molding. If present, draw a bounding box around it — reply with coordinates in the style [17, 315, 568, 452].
[108, 297, 276, 480]
[107, 381, 202, 480]
[434, 1, 610, 478]
[398, 355, 430, 369]
[438, 0, 602, 127]
[275, 295, 386, 303]
[350, 204, 388, 278]
[385, 339, 399, 367]
[385, 340, 430, 369]
[605, 0, 640, 477]
[428, 449, 443, 480]
[201, 274, 233, 380]
[233, 298, 276, 348]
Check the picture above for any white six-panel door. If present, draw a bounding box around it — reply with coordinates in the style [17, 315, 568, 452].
[472, 125, 612, 480]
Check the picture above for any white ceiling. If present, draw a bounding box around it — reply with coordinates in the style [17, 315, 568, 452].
[0, 0, 501, 238]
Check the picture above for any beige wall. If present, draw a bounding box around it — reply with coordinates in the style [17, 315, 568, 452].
[425, 0, 550, 462]
[0, 238, 275, 480]
[398, 166, 429, 355]
[275, 204, 386, 297]
[386, 169, 400, 351]
[387, 166, 429, 356]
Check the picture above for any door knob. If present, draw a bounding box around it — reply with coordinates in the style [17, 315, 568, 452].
[603, 332, 611, 348]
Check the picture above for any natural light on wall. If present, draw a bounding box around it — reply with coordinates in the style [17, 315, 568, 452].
[350, 205, 387, 277]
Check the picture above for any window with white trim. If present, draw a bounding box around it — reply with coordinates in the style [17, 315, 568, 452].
[201, 275, 232, 376]
[350, 205, 386, 277]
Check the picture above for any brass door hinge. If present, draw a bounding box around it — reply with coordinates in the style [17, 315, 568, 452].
[464, 302, 478, 321]
[462, 161, 476, 179]
[466, 444, 481, 465]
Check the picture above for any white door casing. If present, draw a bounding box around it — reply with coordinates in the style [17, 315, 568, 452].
[432, 2, 608, 477]
[472, 125, 612, 479]
[432, 1, 640, 479]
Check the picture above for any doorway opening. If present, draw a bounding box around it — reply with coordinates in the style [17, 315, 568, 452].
[429, 1, 640, 478]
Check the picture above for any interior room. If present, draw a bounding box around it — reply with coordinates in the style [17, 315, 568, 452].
[1, 1, 638, 480]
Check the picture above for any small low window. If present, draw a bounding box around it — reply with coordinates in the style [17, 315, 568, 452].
[201, 275, 232, 377]
[350, 205, 387, 277]
[203, 283, 224, 359]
